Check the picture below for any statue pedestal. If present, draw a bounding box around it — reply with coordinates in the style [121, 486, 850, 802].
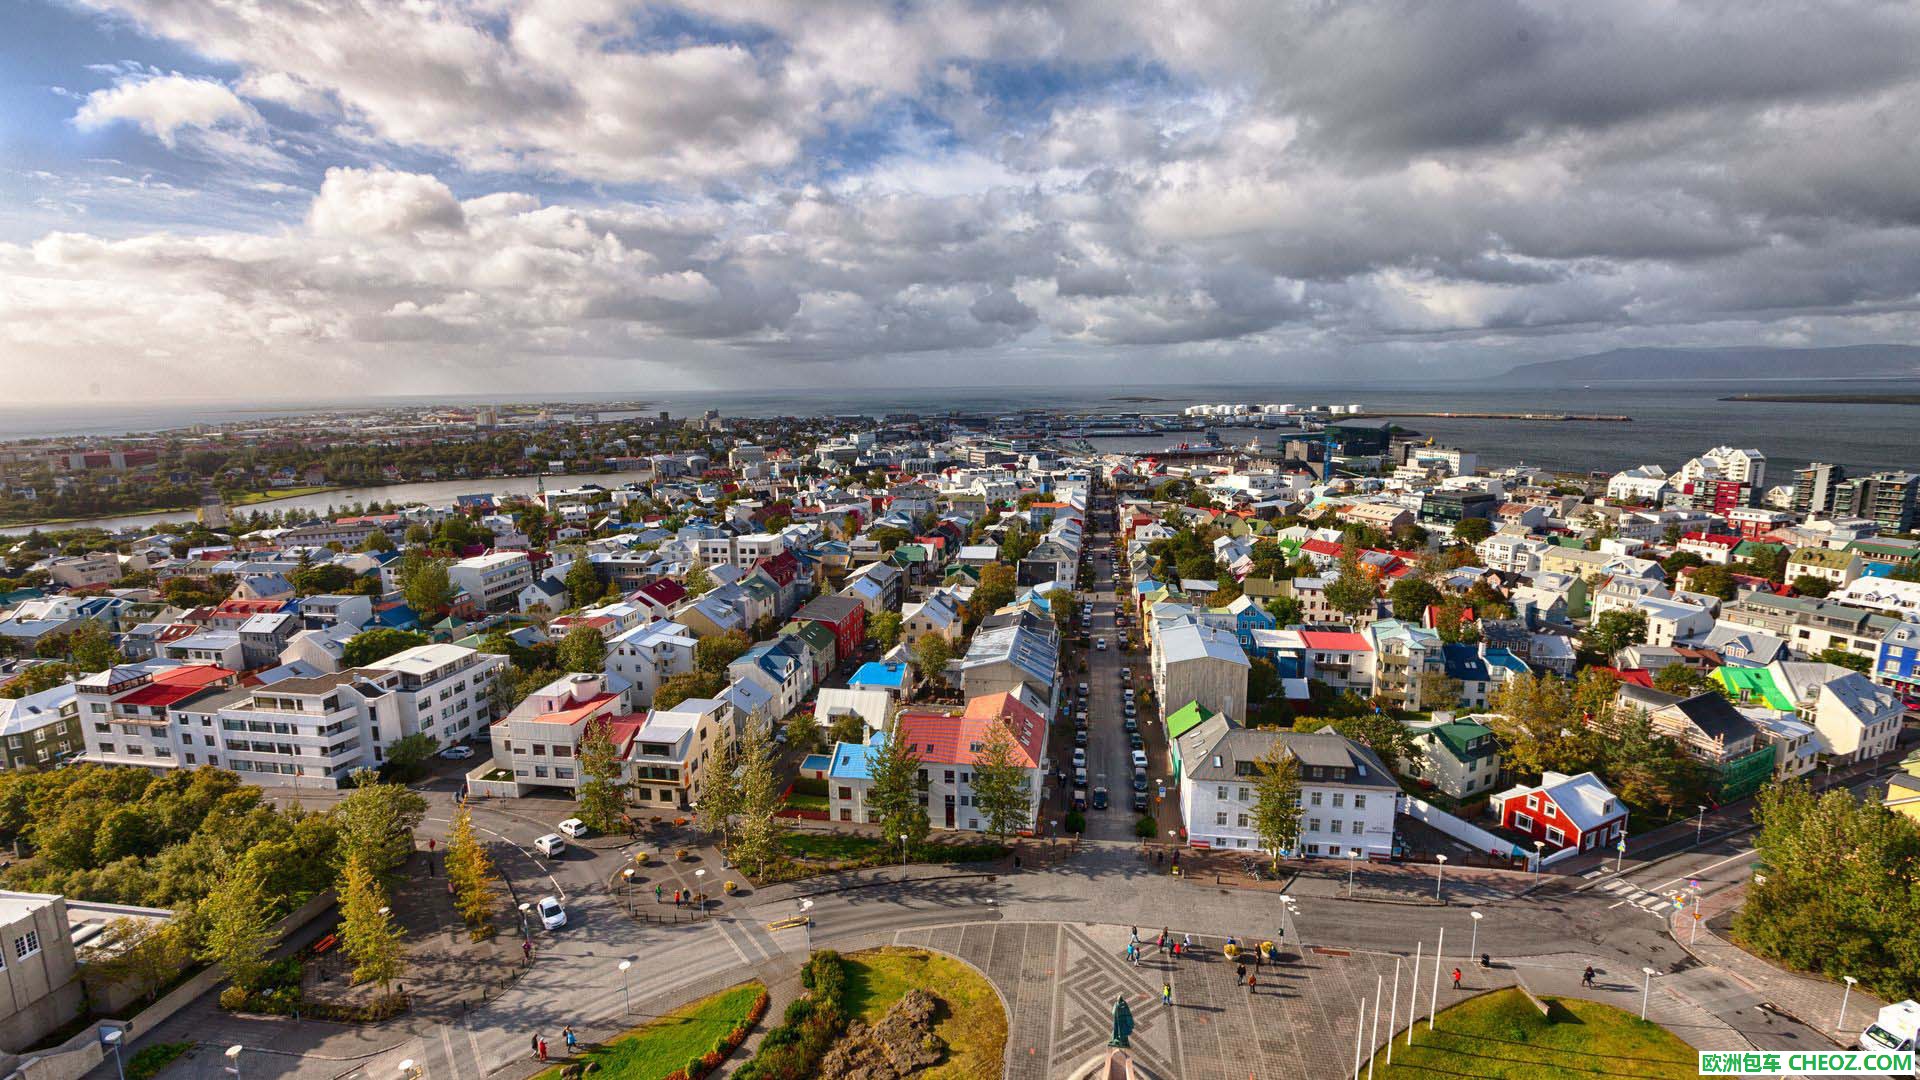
[1064, 1048, 1159, 1080]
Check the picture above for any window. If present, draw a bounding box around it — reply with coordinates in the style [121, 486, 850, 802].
[1216, 785, 1228, 799]
[1352, 820, 1363, 835]
[1237, 814, 1249, 828]
[1354, 794, 1367, 809]
[1545, 826, 1565, 846]
[1307, 817, 1321, 832]
[1332, 793, 1345, 808]
[1526, 793, 1539, 810]
[1216, 812, 1228, 826]
[1309, 792, 1322, 806]
[1513, 811, 1533, 831]
[14, 931, 39, 959]
[1329, 820, 1343, 834]
[1237, 786, 1249, 801]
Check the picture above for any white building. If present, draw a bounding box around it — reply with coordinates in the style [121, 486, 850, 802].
[604, 620, 697, 708]
[1174, 719, 1398, 857]
[448, 552, 534, 612]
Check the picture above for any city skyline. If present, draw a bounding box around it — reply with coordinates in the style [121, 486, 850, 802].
[6, 1, 1920, 401]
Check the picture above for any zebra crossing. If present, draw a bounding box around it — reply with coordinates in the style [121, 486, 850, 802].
[1587, 870, 1684, 914]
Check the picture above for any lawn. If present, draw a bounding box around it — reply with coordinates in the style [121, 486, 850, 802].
[533, 981, 764, 1080]
[1364, 988, 1700, 1079]
[781, 791, 830, 813]
[844, 948, 1007, 1080]
[226, 485, 342, 506]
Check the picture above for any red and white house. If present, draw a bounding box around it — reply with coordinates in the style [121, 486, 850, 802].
[1676, 532, 1742, 565]
[1494, 771, 1627, 854]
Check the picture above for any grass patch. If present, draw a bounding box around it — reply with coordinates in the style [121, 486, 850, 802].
[781, 791, 830, 813]
[533, 981, 764, 1080]
[1365, 988, 1699, 1078]
[775, 833, 1006, 863]
[844, 948, 1007, 1080]
[226, 486, 342, 506]
[126, 1042, 193, 1080]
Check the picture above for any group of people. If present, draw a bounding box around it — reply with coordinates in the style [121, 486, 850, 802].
[651, 883, 704, 908]
[1128, 926, 1201, 965]
[528, 1026, 577, 1062]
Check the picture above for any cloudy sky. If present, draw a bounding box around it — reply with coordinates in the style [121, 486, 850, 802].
[5, 0, 1920, 402]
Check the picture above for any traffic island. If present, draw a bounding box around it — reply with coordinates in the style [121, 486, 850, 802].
[1359, 987, 1699, 1078]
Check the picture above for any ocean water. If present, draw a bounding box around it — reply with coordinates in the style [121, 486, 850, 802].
[1, 377, 1915, 494]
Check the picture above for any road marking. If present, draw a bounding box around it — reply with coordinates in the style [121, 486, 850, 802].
[1646, 847, 1759, 893]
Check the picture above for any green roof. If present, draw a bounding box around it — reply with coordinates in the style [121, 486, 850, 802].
[1431, 720, 1496, 760]
[1165, 701, 1217, 740]
[892, 544, 930, 563]
[1733, 540, 1784, 557]
[1711, 666, 1794, 710]
[1789, 546, 1853, 568]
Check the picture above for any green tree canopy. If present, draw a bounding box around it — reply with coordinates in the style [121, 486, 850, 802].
[1250, 740, 1303, 865]
[970, 722, 1033, 840]
[1386, 577, 1442, 622]
[341, 628, 430, 668]
[694, 630, 752, 674]
[555, 624, 608, 673]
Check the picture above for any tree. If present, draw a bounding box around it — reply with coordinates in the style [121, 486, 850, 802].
[1386, 578, 1442, 622]
[1582, 610, 1648, 660]
[68, 621, 122, 673]
[727, 726, 787, 874]
[682, 565, 716, 597]
[1265, 596, 1304, 628]
[341, 628, 429, 668]
[911, 634, 954, 682]
[1791, 574, 1834, 599]
[1451, 518, 1494, 545]
[784, 710, 822, 753]
[867, 610, 903, 649]
[381, 732, 439, 781]
[1811, 647, 1872, 673]
[1486, 672, 1602, 778]
[398, 551, 455, 614]
[694, 630, 752, 675]
[576, 718, 627, 832]
[444, 804, 498, 929]
[1599, 708, 1709, 812]
[969, 722, 1032, 841]
[1296, 713, 1423, 774]
[1, 661, 73, 699]
[1247, 657, 1280, 705]
[1432, 595, 1480, 644]
[337, 854, 404, 992]
[697, 739, 742, 844]
[82, 917, 191, 1003]
[1325, 550, 1380, 624]
[564, 557, 602, 607]
[973, 563, 1016, 618]
[555, 624, 607, 673]
[1249, 739, 1303, 867]
[290, 562, 358, 596]
[357, 529, 395, 553]
[868, 720, 930, 848]
[653, 670, 725, 711]
[331, 777, 427, 875]
[1651, 664, 1718, 696]
[197, 865, 275, 990]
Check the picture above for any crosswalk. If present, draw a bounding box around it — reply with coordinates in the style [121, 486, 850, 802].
[1587, 870, 1683, 914]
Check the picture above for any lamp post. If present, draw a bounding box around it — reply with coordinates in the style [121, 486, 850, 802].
[1838, 975, 1857, 1034]
[622, 867, 634, 915]
[1468, 910, 1482, 969]
[618, 959, 633, 1013]
[1694, 805, 1708, 844]
[517, 902, 532, 942]
[102, 1029, 125, 1080]
[799, 898, 814, 954]
[1347, 848, 1360, 897]
[899, 833, 909, 868]
[1639, 967, 1658, 1020]
[1532, 840, 1545, 884]
[224, 1044, 244, 1080]
[1433, 854, 1447, 900]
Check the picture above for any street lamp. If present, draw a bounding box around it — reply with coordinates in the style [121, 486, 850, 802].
[1434, 854, 1447, 900]
[1468, 910, 1482, 969]
[517, 901, 532, 941]
[1694, 805, 1708, 844]
[224, 1044, 244, 1080]
[622, 867, 635, 914]
[1347, 849, 1361, 897]
[899, 833, 909, 867]
[399, 1061, 417, 1080]
[1531, 840, 1545, 885]
[1639, 967, 1658, 1020]
[618, 959, 633, 1013]
[799, 898, 814, 954]
[1839, 975, 1858, 1034]
[102, 1028, 125, 1080]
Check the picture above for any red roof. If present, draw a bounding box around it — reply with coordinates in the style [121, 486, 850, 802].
[633, 579, 688, 607]
[1682, 532, 1741, 548]
[118, 664, 236, 707]
[896, 692, 1045, 769]
[1298, 630, 1370, 651]
[1301, 539, 1344, 558]
[528, 690, 622, 726]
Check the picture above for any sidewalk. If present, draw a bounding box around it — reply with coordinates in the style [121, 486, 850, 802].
[1668, 880, 1886, 1047]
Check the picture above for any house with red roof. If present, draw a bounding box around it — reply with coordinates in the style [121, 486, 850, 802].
[629, 578, 689, 622]
[1677, 532, 1743, 565]
[481, 672, 626, 797]
[1298, 630, 1375, 692]
[74, 664, 240, 770]
[1494, 770, 1627, 855]
[883, 687, 1049, 832]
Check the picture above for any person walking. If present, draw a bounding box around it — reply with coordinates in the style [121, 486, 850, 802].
[1161, 983, 1172, 1007]
[1183, 932, 1193, 953]
[530, 1034, 541, 1061]
[522, 939, 533, 963]
[1451, 967, 1462, 990]
[654, 884, 663, 904]
[563, 1026, 576, 1054]
[537, 1037, 548, 1062]
[1247, 972, 1258, 995]
[1130, 926, 1140, 944]
[1235, 963, 1246, 985]
[1582, 965, 1596, 989]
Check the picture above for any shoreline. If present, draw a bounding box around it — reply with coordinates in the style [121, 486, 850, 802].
[1720, 393, 1920, 405]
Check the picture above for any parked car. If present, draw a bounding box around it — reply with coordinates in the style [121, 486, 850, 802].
[534, 833, 568, 857]
[1072, 748, 1087, 768]
[1132, 792, 1149, 813]
[1095, 638, 1107, 651]
[557, 818, 590, 838]
[1130, 749, 1149, 770]
[438, 744, 474, 760]
[1073, 729, 1088, 747]
[1071, 788, 1088, 811]
[1128, 732, 1144, 751]
[1123, 716, 1137, 732]
[537, 895, 567, 930]
[1132, 771, 1149, 793]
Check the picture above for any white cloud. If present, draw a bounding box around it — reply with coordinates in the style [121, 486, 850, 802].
[75, 73, 259, 147]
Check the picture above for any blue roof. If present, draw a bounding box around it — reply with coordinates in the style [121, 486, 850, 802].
[1441, 643, 1491, 682]
[849, 661, 907, 689]
[828, 732, 884, 781]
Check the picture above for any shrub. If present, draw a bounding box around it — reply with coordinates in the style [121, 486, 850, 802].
[1134, 816, 1157, 838]
[126, 1043, 192, 1080]
[218, 986, 249, 1011]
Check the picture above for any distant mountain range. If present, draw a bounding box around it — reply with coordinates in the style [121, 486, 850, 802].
[1499, 345, 1920, 384]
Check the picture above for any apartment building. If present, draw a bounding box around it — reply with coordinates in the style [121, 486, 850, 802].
[846, 690, 1048, 833]
[0, 892, 84, 1048]
[447, 552, 534, 612]
[696, 532, 786, 569]
[76, 664, 240, 772]
[1173, 719, 1398, 857]
[1720, 592, 1900, 661]
[482, 673, 625, 796]
[360, 643, 506, 750]
[1152, 620, 1250, 723]
[605, 620, 697, 708]
[623, 697, 737, 809]
[1406, 718, 1501, 799]
[0, 683, 83, 770]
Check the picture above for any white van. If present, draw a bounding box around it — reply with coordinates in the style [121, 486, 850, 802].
[534, 833, 567, 858]
[1859, 1000, 1920, 1053]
